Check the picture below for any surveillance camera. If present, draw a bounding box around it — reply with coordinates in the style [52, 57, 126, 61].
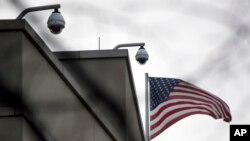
[47, 9, 65, 34]
[135, 47, 149, 64]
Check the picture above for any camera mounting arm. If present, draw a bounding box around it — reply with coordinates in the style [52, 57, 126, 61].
[113, 42, 149, 64]
[113, 43, 145, 50]
[16, 4, 65, 34]
[16, 4, 61, 19]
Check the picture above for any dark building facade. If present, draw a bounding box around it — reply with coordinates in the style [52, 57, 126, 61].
[0, 20, 145, 141]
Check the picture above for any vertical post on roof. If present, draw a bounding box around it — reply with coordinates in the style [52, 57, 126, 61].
[145, 73, 150, 141]
[98, 36, 101, 50]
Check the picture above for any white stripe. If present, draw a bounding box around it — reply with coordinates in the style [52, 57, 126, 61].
[150, 108, 211, 135]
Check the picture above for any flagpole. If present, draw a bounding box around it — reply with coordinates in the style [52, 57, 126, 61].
[145, 73, 150, 141]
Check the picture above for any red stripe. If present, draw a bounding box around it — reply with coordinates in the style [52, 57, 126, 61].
[150, 111, 213, 140]
[150, 106, 216, 130]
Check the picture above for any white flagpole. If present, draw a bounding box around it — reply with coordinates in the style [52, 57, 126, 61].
[145, 73, 150, 141]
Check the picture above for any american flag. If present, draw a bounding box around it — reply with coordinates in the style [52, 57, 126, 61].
[149, 77, 232, 139]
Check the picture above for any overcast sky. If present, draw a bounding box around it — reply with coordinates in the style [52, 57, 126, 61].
[1, 0, 250, 141]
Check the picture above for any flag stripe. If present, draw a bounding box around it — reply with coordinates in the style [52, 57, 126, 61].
[151, 92, 222, 120]
[150, 98, 220, 121]
[150, 105, 218, 129]
[150, 95, 219, 116]
[151, 108, 213, 134]
[175, 83, 231, 119]
[150, 111, 213, 139]
[178, 83, 230, 111]
[171, 90, 228, 119]
[178, 82, 230, 111]
[173, 88, 224, 116]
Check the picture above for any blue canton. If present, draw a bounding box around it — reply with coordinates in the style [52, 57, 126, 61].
[149, 77, 181, 111]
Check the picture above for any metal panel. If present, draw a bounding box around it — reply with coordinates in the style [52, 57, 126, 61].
[61, 59, 126, 141]
[0, 31, 22, 116]
[22, 34, 112, 141]
[0, 117, 22, 141]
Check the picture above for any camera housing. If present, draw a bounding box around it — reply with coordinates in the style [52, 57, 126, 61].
[47, 9, 65, 34]
[135, 47, 149, 64]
